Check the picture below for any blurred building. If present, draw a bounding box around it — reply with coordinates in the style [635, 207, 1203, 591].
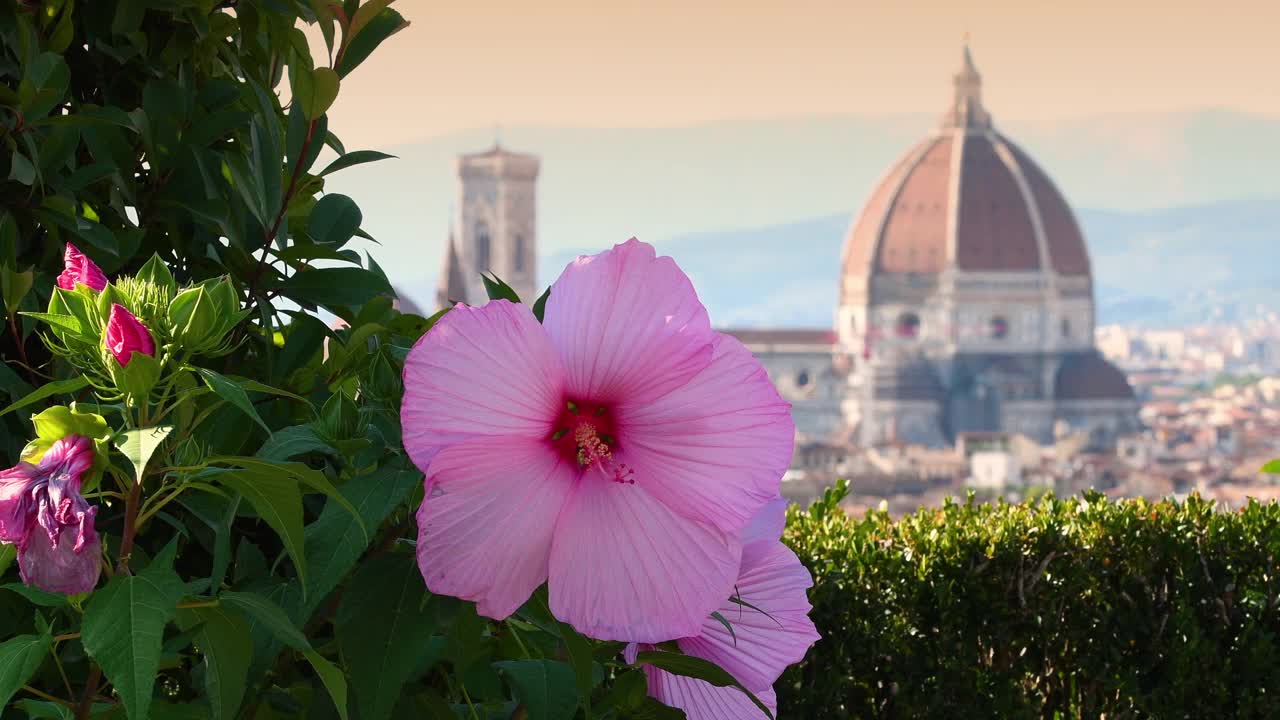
[437, 144, 540, 308]
[727, 44, 1139, 453]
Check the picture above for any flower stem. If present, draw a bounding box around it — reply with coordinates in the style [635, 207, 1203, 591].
[74, 666, 100, 720]
[116, 478, 144, 574]
[22, 685, 73, 707]
[6, 315, 37, 385]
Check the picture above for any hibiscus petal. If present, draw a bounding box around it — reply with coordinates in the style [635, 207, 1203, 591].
[680, 541, 820, 691]
[616, 334, 795, 533]
[0, 464, 37, 545]
[742, 496, 788, 549]
[19, 523, 101, 595]
[416, 436, 575, 620]
[542, 239, 715, 406]
[549, 478, 741, 643]
[644, 665, 777, 720]
[401, 301, 565, 473]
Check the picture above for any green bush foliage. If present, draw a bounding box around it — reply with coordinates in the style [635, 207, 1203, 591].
[781, 482, 1280, 719]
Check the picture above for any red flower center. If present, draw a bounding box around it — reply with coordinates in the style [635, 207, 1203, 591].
[549, 400, 635, 484]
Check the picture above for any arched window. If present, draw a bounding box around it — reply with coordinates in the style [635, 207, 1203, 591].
[896, 312, 920, 338]
[1060, 317, 1071, 339]
[474, 220, 491, 271]
[990, 315, 1009, 339]
[514, 233, 525, 272]
[796, 369, 810, 387]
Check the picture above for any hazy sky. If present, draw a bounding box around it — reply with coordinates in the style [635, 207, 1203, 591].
[322, 0, 1280, 148]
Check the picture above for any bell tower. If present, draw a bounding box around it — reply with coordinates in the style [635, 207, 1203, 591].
[438, 144, 540, 308]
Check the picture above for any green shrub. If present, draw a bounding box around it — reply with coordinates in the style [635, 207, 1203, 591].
[781, 482, 1280, 719]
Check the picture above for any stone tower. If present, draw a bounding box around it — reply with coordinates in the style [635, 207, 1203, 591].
[436, 144, 540, 308]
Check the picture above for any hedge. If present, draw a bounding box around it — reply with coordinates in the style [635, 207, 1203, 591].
[780, 481, 1280, 719]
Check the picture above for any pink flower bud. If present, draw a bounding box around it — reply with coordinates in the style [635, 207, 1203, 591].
[56, 243, 108, 292]
[105, 304, 156, 367]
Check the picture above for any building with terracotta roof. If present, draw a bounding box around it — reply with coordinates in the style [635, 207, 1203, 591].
[733, 45, 1140, 452]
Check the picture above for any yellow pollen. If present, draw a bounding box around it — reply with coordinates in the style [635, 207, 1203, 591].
[574, 423, 612, 468]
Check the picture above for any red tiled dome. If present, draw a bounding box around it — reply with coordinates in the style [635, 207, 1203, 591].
[839, 47, 1091, 304]
[1055, 352, 1135, 400]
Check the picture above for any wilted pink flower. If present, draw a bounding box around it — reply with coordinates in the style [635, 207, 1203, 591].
[105, 304, 155, 367]
[0, 436, 101, 594]
[626, 498, 820, 719]
[401, 239, 795, 642]
[56, 243, 108, 292]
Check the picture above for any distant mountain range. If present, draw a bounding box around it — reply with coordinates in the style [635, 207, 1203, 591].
[325, 110, 1280, 327]
[539, 198, 1280, 328]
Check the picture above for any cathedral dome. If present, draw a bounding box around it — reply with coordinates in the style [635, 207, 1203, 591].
[839, 46, 1090, 304]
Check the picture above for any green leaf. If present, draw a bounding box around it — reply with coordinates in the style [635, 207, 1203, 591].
[136, 253, 177, 296]
[256, 425, 332, 462]
[190, 367, 272, 434]
[1, 265, 34, 315]
[1261, 459, 1280, 474]
[308, 68, 341, 120]
[7, 152, 36, 185]
[115, 425, 174, 484]
[281, 267, 391, 308]
[299, 461, 421, 616]
[176, 605, 252, 720]
[0, 632, 52, 709]
[210, 457, 363, 538]
[557, 620, 596, 718]
[219, 592, 349, 720]
[335, 8, 410, 78]
[633, 651, 774, 719]
[207, 467, 307, 587]
[22, 53, 70, 118]
[494, 660, 579, 720]
[337, 556, 435, 720]
[18, 311, 81, 335]
[308, 194, 362, 246]
[319, 150, 395, 177]
[482, 273, 521, 303]
[82, 543, 185, 720]
[532, 287, 550, 322]
[0, 375, 89, 417]
[0, 583, 69, 607]
[0, 545, 14, 577]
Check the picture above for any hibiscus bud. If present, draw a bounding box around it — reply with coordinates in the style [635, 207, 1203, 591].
[105, 304, 156, 368]
[56, 243, 108, 293]
[135, 253, 177, 296]
[168, 286, 220, 351]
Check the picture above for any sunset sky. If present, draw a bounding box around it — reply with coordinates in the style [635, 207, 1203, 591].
[322, 0, 1280, 147]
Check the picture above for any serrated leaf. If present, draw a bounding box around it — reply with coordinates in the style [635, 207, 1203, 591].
[219, 592, 349, 720]
[116, 425, 174, 484]
[82, 543, 185, 720]
[337, 556, 435, 720]
[494, 660, 579, 720]
[176, 605, 252, 720]
[0, 632, 52, 709]
[210, 457, 363, 539]
[633, 651, 773, 719]
[256, 425, 332, 462]
[319, 150, 395, 177]
[190, 367, 271, 434]
[0, 375, 89, 417]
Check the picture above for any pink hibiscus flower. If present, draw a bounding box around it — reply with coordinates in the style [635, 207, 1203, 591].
[0, 436, 101, 595]
[401, 239, 795, 642]
[56, 243, 108, 292]
[627, 498, 820, 719]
